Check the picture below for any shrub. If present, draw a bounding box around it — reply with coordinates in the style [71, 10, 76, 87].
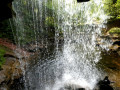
[103, 0, 120, 19]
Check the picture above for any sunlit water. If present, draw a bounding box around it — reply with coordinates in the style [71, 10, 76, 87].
[12, 0, 108, 90]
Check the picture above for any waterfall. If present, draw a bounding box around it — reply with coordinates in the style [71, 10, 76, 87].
[12, 0, 108, 90]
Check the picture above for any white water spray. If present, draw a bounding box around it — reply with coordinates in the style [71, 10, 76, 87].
[12, 0, 108, 90]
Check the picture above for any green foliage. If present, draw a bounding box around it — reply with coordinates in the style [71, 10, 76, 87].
[45, 17, 55, 27]
[45, 0, 53, 10]
[109, 27, 120, 34]
[0, 48, 6, 69]
[115, 0, 120, 18]
[103, 0, 120, 18]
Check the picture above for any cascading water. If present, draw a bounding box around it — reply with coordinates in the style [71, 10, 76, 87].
[12, 0, 108, 90]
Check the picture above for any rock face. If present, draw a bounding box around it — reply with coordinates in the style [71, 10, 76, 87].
[0, 50, 24, 84]
[107, 28, 120, 52]
[0, 38, 43, 89]
[0, 0, 14, 21]
[59, 83, 86, 90]
[77, 0, 90, 3]
[96, 27, 120, 53]
[0, 39, 32, 89]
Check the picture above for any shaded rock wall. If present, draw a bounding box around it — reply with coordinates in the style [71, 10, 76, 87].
[77, 0, 90, 2]
[0, 0, 14, 21]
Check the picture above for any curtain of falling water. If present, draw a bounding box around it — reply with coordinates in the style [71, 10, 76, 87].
[12, 0, 108, 90]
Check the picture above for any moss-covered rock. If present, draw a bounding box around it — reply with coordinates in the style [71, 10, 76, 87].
[109, 27, 120, 34]
[0, 48, 6, 69]
[108, 27, 120, 37]
[45, 16, 55, 27]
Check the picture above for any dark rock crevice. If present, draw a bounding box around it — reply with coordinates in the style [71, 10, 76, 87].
[0, 0, 15, 21]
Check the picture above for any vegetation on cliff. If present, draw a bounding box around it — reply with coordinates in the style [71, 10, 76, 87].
[103, 0, 120, 19]
[0, 47, 6, 69]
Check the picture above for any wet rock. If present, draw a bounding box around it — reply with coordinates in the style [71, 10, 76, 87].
[23, 43, 44, 53]
[107, 28, 120, 42]
[99, 50, 120, 88]
[61, 83, 88, 90]
[0, 83, 9, 90]
[9, 77, 25, 90]
[0, 47, 27, 86]
[0, 43, 38, 89]
[98, 27, 120, 53]
[97, 76, 114, 90]
[110, 45, 120, 51]
[4, 53, 18, 59]
[0, 70, 6, 84]
[100, 35, 111, 39]
[117, 51, 120, 56]
[109, 40, 120, 52]
[0, 57, 25, 88]
[113, 41, 120, 46]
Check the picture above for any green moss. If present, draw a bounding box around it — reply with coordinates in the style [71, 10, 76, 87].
[109, 27, 120, 34]
[0, 48, 6, 69]
[45, 16, 55, 27]
[0, 45, 13, 53]
[103, 0, 120, 19]
[116, 16, 120, 19]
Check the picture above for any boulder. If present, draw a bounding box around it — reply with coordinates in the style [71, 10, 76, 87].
[110, 44, 120, 51]
[59, 82, 89, 90]
[0, 70, 6, 84]
[96, 76, 114, 90]
[64, 83, 85, 90]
